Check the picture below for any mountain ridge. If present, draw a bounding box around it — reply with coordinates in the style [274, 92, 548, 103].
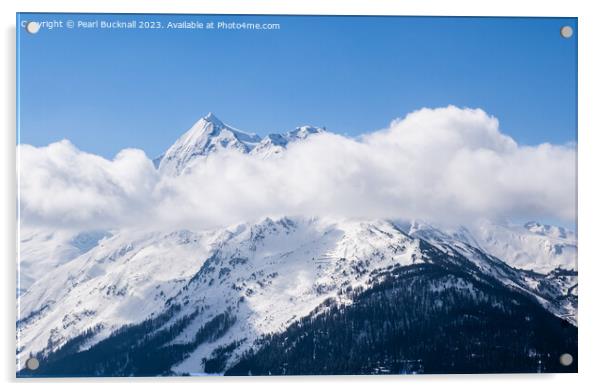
[17, 113, 578, 376]
[17, 216, 577, 375]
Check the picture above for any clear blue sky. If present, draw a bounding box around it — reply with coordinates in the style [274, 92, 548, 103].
[17, 13, 577, 159]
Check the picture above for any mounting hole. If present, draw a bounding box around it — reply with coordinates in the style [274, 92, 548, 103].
[559, 353, 573, 366]
[25, 357, 39, 370]
[560, 25, 573, 39]
[25, 21, 40, 34]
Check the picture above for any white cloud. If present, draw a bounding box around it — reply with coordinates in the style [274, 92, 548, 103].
[18, 106, 577, 231]
[18, 140, 158, 229]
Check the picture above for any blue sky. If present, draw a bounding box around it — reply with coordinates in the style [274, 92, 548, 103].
[17, 14, 577, 159]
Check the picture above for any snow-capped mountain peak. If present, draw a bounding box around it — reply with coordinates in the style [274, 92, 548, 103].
[158, 113, 262, 176]
[157, 114, 327, 174]
[202, 112, 223, 126]
[288, 125, 324, 140]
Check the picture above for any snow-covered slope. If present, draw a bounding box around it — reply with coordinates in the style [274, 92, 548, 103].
[18, 228, 111, 294]
[405, 220, 577, 324]
[469, 220, 577, 273]
[168, 217, 422, 374]
[18, 219, 420, 371]
[17, 228, 220, 366]
[17, 217, 424, 370]
[17, 216, 577, 373]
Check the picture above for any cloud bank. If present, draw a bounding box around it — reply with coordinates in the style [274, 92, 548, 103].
[18, 106, 577, 231]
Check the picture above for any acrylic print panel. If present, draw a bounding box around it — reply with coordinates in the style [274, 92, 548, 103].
[16, 13, 577, 377]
